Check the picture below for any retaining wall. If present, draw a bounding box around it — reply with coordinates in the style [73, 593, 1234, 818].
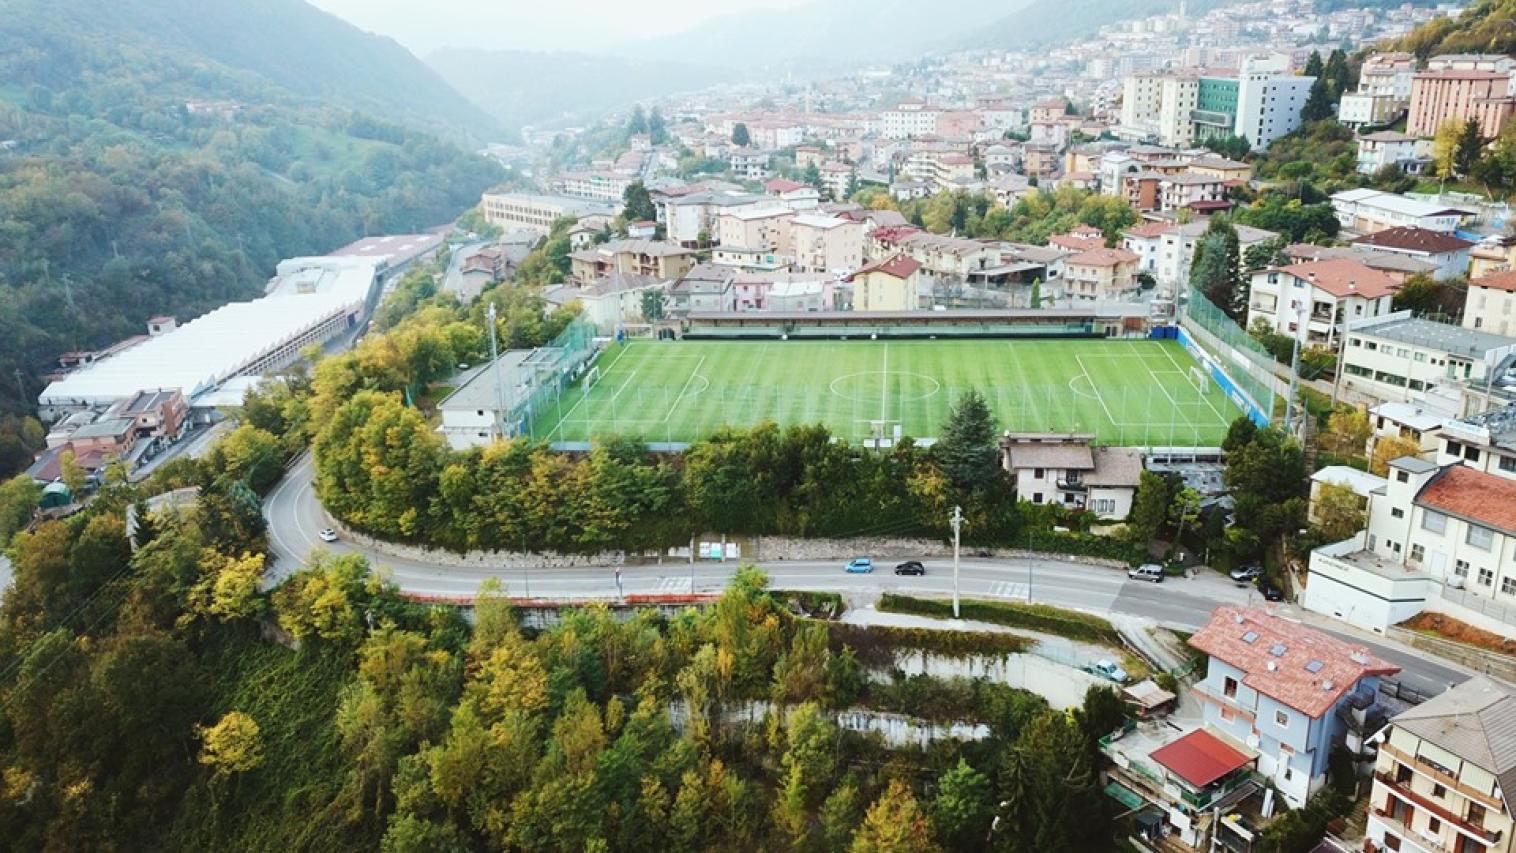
[1387, 627, 1516, 683]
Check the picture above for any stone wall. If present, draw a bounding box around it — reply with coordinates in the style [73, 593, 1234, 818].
[330, 516, 1129, 572]
[1387, 627, 1516, 683]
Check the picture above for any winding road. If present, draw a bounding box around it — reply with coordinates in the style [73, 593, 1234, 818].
[263, 454, 1472, 698]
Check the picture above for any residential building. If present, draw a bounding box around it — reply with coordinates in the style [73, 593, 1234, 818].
[1284, 242, 1440, 283]
[1048, 225, 1106, 253]
[1369, 398, 1456, 458]
[663, 192, 768, 248]
[437, 351, 535, 450]
[63, 417, 138, 462]
[819, 162, 854, 200]
[998, 432, 1143, 518]
[1309, 466, 1387, 526]
[667, 264, 737, 314]
[1064, 247, 1140, 300]
[1188, 607, 1399, 807]
[1437, 403, 1516, 483]
[1338, 52, 1417, 128]
[1407, 68, 1515, 140]
[1121, 220, 1172, 277]
[728, 148, 771, 181]
[1247, 258, 1397, 348]
[479, 193, 616, 236]
[1188, 155, 1253, 183]
[1340, 313, 1516, 406]
[114, 389, 188, 446]
[847, 254, 922, 312]
[1332, 189, 1472, 235]
[762, 178, 820, 210]
[542, 273, 665, 333]
[1119, 71, 1167, 139]
[789, 215, 864, 274]
[715, 207, 796, 255]
[1356, 131, 1426, 176]
[1021, 143, 1060, 179]
[1467, 270, 1516, 336]
[1102, 724, 1264, 851]
[869, 227, 1000, 278]
[1470, 236, 1516, 279]
[1155, 221, 1280, 289]
[1352, 226, 1473, 281]
[1366, 677, 1516, 853]
[766, 277, 834, 312]
[1133, 54, 1313, 152]
[552, 170, 639, 204]
[567, 239, 697, 286]
[881, 101, 940, 139]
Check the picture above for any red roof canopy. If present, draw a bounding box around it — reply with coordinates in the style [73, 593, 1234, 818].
[1150, 729, 1253, 789]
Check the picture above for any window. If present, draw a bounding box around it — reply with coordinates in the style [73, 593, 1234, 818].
[1446, 440, 1463, 456]
[1427, 816, 1441, 835]
[1468, 802, 1487, 825]
[1422, 512, 1447, 534]
[1392, 508, 1405, 518]
[476, 410, 484, 416]
[1033, 468, 1044, 479]
[1224, 676, 1238, 698]
[1466, 447, 1481, 462]
[1431, 783, 1446, 798]
[1032, 493, 1043, 504]
[1503, 577, 1516, 596]
[1500, 455, 1516, 473]
[1395, 763, 1413, 784]
[1397, 470, 1410, 483]
[1479, 567, 1494, 587]
[1467, 525, 1494, 551]
[1455, 560, 1470, 577]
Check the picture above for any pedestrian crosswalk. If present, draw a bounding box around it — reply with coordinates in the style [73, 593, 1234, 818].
[652, 576, 692, 593]
[987, 581, 1029, 600]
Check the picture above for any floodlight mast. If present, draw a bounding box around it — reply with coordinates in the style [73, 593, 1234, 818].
[486, 302, 508, 439]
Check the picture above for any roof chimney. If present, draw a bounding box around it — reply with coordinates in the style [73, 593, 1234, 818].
[1322, 679, 1335, 692]
[1267, 660, 1278, 671]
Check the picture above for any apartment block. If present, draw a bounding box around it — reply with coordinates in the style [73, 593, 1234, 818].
[1339, 312, 1516, 406]
[1407, 69, 1515, 139]
[1246, 258, 1397, 349]
[789, 214, 863, 274]
[1366, 677, 1515, 853]
[1467, 270, 1516, 337]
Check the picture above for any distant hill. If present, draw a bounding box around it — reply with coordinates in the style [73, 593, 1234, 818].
[611, 0, 1034, 72]
[4, 0, 500, 144]
[427, 49, 739, 133]
[1386, 0, 1516, 59]
[971, 0, 1237, 50]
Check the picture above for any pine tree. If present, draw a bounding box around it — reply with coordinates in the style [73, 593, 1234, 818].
[1455, 119, 1484, 177]
[628, 105, 648, 136]
[1301, 77, 1334, 122]
[731, 122, 751, 147]
[934, 390, 998, 497]
[1324, 49, 1350, 98]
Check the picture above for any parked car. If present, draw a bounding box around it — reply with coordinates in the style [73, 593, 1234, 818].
[1230, 565, 1263, 583]
[1127, 564, 1164, 583]
[1258, 578, 1285, 602]
[894, 560, 925, 576]
[318, 528, 339, 543]
[1085, 659, 1129, 684]
[845, 557, 874, 574]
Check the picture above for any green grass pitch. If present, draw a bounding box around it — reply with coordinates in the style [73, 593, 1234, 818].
[527, 338, 1245, 447]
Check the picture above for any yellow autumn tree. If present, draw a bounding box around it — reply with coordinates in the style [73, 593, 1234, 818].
[1371, 435, 1423, 476]
[850, 779, 940, 853]
[1323, 407, 1372, 457]
[197, 711, 265, 778]
[185, 549, 265, 624]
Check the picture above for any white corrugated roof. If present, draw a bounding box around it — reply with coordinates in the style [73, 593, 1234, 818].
[41, 260, 377, 406]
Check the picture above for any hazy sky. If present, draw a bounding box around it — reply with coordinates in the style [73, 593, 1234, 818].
[309, 0, 812, 55]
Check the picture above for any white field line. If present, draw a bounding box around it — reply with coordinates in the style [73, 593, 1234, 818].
[550, 343, 634, 440]
[662, 355, 707, 424]
[1159, 345, 1229, 424]
[1074, 354, 1122, 429]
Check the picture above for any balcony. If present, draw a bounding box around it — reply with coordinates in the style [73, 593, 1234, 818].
[1057, 477, 1087, 492]
[1375, 771, 1503, 846]
[1371, 808, 1448, 853]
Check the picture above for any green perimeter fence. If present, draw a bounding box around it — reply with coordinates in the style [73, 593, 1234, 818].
[1180, 286, 1282, 426]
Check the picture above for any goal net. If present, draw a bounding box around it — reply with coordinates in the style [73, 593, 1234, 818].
[584, 366, 602, 390]
[1188, 366, 1209, 394]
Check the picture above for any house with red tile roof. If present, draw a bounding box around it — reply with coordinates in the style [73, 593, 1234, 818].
[1351, 226, 1474, 281]
[845, 254, 921, 312]
[1246, 258, 1398, 349]
[1064, 247, 1140, 301]
[1188, 607, 1399, 807]
[1467, 268, 1516, 337]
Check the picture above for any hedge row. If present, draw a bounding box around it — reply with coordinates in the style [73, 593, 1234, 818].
[877, 594, 1123, 648]
[858, 672, 1039, 724]
[1022, 531, 1145, 565]
[816, 619, 1034, 669]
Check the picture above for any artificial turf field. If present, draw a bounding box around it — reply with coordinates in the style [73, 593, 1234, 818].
[529, 338, 1245, 447]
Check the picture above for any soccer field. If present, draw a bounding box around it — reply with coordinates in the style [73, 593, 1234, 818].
[528, 338, 1245, 447]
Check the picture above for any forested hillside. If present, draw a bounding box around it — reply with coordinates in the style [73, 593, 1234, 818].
[1388, 0, 1516, 58]
[0, 0, 504, 477]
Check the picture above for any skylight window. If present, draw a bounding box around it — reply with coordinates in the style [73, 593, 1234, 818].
[1305, 660, 1324, 673]
[1269, 643, 1287, 657]
[1241, 631, 1259, 644]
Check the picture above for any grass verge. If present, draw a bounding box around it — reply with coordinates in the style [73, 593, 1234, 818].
[877, 594, 1123, 647]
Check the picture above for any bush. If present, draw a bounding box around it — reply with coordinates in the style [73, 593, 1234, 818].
[776, 590, 845, 618]
[859, 673, 1036, 723]
[817, 619, 1034, 669]
[1021, 531, 1145, 565]
[877, 595, 1123, 647]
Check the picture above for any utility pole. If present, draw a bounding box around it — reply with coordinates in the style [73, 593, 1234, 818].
[1284, 303, 1304, 436]
[486, 302, 507, 440]
[951, 505, 963, 619]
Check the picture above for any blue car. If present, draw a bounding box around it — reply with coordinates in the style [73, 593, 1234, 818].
[845, 557, 874, 573]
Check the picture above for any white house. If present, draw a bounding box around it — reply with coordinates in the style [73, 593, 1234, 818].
[1331, 189, 1472, 236]
[437, 351, 538, 450]
[1247, 258, 1397, 349]
[1308, 466, 1387, 526]
[1339, 312, 1516, 406]
[1188, 607, 1399, 808]
[998, 432, 1144, 519]
[1350, 226, 1473, 281]
[1154, 221, 1280, 289]
[1355, 131, 1424, 176]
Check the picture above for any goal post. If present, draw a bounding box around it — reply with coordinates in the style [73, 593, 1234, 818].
[1188, 365, 1208, 395]
[584, 366, 602, 391]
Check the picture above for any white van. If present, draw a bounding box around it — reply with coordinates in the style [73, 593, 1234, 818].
[1127, 564, 1164, 583]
